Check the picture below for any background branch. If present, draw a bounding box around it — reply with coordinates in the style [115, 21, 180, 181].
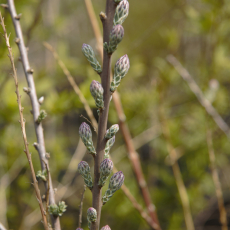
[6, 0, 60, 229]
[206, 130, 228, 230]
[0, 11, 49, 230]
[167, 55, 230, 138]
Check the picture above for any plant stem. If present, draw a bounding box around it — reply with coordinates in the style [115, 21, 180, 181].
[206, 130, 228, 230]
[0, 12, 49, 230]
[91, 1, 116, 230]
[7, 0, 61, 229]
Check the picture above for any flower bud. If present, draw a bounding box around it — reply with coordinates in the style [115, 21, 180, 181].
[82, 44, 102, 74]
[113, 0, 129, 26]
[79, 122, 96, 155]
[102, 171, 125, 205]
[104, 25, 124, 54]
[105, 124, 119, 139]
[76, 229, 84, 230]
[101, 225, 111, 230]
[98, 159, 113, 187]
[90, 80, 104, 109]
[87, 207, 97, 228]
[78, 161, 93, 190]
[48, 201, 67, 217]
[110, 55, 130, 92]
[104, 136, 115, 158]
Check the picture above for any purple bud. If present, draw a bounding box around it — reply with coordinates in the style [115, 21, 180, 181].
[110, 25, 124, 45]
[87, 207, 97, 223]
[82, 44, 102, 74]
[79, 122, 96, 155]
[114, 0, 129, 25]
[101, 225, 111, 230]
[79, 122, 92, 140]
[105, 124, 119, 139]
[78, 161, 93, 189]
[115, 55, 130, 78]
[100, 159, 113, 175]
[109, 171, 124, 191]
[90, 80, 104, 109]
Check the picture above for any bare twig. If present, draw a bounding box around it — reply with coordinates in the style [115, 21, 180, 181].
[43, 42, 98, 132]
[159, 106, 195, 230]
[112, 165, 159, 229]
[0, 11, 49, 230]
[167, 55, 230, 138]
[206, 130, 228, 230]
[84, 1, 161, 228]
[6, 0, 61, 229]
[79, 185, 86, 228]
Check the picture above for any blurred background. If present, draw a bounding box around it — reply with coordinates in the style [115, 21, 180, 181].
[1, 0, 230, 229]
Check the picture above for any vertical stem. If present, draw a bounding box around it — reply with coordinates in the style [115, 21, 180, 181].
[7, 0, 61, 229]
[91, 1, 116, 230]
[206, 130, 228, 230]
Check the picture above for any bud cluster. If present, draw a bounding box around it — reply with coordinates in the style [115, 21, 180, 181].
[102, 171, 125, 205]
[90, 80, 104, 109]
[79, 122, 96, 155]
[113, 0, 129, 26]
[48, 201, 67, 217]
[36, 170, 47, 182]
[82, 44, 102, 74]
[105, 124, 119, 139]
[110, 54, 130, 92]
[98, 159, 113, 187]
[104, 25, 124, 54]
[104, 136, 115, 158]
[78, 161, 93, 190]
[87, 207, 97, 229]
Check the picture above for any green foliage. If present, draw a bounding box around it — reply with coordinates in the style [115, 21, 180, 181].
[1, 0, 230, 229]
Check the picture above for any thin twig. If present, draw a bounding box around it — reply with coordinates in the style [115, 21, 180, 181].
[167, 55, 230, 138]
[79, 185, 86, 228]
[206, 130, 228, 230]
[159, 105, 195, 230]
[6, 1, 61, 229]
[43, 42, 98, 132]
[112, 165, 159, 229]
[84, 1, 161, 228]
[0, 11, 49, 230]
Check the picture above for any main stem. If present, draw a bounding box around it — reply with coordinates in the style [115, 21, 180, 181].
[91, 1, 116, 230]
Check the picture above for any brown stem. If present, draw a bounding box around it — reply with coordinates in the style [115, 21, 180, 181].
[6, 0, 61, 229]
[0, 12, 49, 230]
[91, 1, 116, 230]
[206, 130, 228, 230]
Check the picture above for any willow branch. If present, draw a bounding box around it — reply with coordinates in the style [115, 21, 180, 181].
[159, 106, 195, 230]
[6, 0, 60, 229]
[167, 55, 230, 138]
[206, 130, 228, 230]
[84, 0, 161, 228]
[43, 42, 159, 229]
[43, 42, 98, 132]
[0, 11, 49, 230]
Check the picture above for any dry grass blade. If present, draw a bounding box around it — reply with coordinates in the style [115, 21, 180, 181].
[0, 11, 49, 230]
[43, 42, 98, 132]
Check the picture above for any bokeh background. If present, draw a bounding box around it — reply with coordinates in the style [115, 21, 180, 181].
[1, 0, 230, 229]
